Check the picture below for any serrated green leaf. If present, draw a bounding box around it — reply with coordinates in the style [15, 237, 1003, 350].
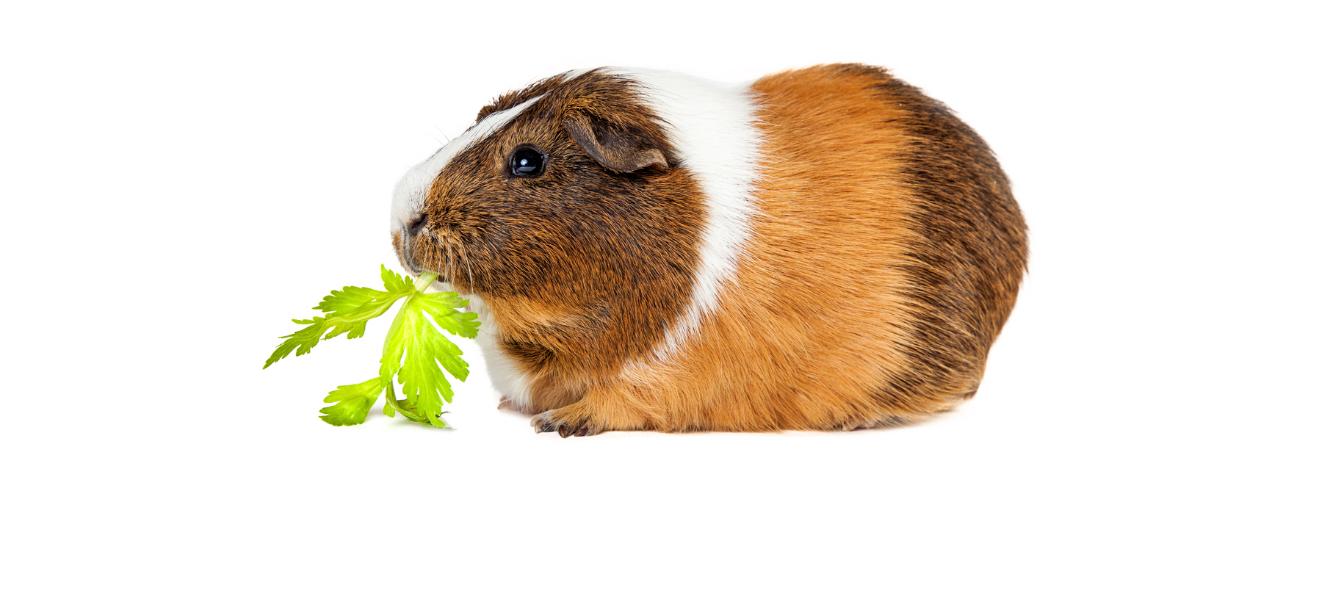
[264, 268, 416, 368]
[263, 320, 330, 368]
[319, 377, 384, 426]
[381, 264, 415, 294]
[418, 293, 481, 339]
[377, 289, 472, 428]
[266, 265, 474, 428]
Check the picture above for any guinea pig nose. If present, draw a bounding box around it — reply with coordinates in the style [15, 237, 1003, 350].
[406, 213, 427, 238]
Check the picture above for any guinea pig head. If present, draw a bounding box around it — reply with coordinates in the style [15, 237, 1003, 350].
[389, 71, 704, 366]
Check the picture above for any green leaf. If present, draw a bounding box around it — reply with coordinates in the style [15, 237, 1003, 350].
[376, 290, 476, 428]
[263, 320, 331, 368]
[265, 265, 474, 428]
[418, 292, 481, 339]
[380, 264, 415, 294]
[319, 377, 384, 426]
[264, 267, 417, 368]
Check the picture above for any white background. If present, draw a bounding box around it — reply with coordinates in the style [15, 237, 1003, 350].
[2, 1, 1332, 588]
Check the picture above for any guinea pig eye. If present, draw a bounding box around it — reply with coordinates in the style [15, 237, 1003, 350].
[508, 145, 546, 178]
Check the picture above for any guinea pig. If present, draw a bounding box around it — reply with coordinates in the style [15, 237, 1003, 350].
[390, 64, 1027, 436]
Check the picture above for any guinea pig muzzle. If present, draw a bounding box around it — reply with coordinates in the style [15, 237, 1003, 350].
[396, 220, 458, 287]
[393, 228, 414, 273]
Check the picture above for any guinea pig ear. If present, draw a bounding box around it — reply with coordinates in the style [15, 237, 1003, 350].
[562, 109, 669, 174]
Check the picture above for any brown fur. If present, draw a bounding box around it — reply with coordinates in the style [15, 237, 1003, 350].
[400, 65, 1027, 435]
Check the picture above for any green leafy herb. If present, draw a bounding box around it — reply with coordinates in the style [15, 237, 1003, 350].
[264, 266, 479, 427]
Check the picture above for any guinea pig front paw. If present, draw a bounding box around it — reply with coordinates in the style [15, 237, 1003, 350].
[497, 398, 526, 413]
[531, 405, 604, 438]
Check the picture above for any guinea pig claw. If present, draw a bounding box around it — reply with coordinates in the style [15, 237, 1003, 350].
[558, 422, 590, 437]
[531, 408, 601, 437]
[532, 414, 557, 433]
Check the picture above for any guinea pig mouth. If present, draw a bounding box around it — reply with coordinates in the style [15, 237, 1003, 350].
[395, 221, 477, 294]
[421, 238, 477, 294]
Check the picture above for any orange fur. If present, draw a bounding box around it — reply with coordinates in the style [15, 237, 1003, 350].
[400, 65, 1026, 435]
[531, 65, 1026, 434]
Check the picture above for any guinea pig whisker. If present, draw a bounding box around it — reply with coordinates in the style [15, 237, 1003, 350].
[435, 234, 454, 283]
[443, 238, 457, 284]
[429, 125, 449, 144]
[465, 253, 476, 292]
[448, 235, 476, 292]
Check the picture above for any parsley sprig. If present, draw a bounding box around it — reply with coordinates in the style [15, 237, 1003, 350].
[264, 266, 479, 427]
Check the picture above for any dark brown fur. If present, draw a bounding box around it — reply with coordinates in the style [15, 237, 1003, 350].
[839, 64, 1028, 410]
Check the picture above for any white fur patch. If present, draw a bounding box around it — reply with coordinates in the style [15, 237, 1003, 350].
[608, 68, 762, 360]
[465, 294, 534, 410]
[390, 94, 545, 233]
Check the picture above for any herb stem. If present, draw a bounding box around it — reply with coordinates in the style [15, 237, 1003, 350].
[413, 272, 438, 292]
